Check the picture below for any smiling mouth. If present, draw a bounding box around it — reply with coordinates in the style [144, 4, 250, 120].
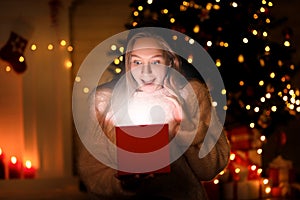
[141, 79, 156, 85]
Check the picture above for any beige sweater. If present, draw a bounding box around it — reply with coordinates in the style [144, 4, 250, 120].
[76, 79, 230, 200]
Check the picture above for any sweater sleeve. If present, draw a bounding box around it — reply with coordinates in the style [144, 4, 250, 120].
[76, 86, 134, 198]
[176, 80, 230, 181]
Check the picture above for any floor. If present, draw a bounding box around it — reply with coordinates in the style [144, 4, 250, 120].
[0, 177, 90, 200]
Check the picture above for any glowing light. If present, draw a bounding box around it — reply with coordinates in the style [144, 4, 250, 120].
[187, 55, 193, 63]
[5, 66, 11, 72]
[260, 7, 265, 12]
[213, 179, 219, 184]
[235, 168, 240, 173]
[189, 38, 195, 44]
[75, 76, 81, 82]
[31, 44, 37, 51]
[48, 44, 54, 50]
[265, 46, 270, 52]
[170, 18, 175, 23]
[138, 6, 143, 11]
[114, 58, 120, 65]
[11, 156, 17, 164]
[260, 135, 266, 142]
[83, 87, 89, 94]
[25, 160, 32, 168]
[266, 18, 271, 23]
[216, 59, 221, 67]
[257, 148, 262, 154]
[60, 40, 67, 46]
[260, 59, 265, 67]
[246, 105, 251, 110]
[115, 67, 122, 74]
[132, 22, 138, 27]
[259, 80, 264, 86]
[271, 106, 277, 112]
[172, 35, 178, 40]
[250, 123, 255, 128]
[230, 153, 235, 160]
[252, 30, 258, 35]
[19, 56, 25, 62]
[162, 9, 168, 14]
[193, 25, 200, 33]
[251, 165, 257, 171]
[270, 72, 275, 78]
[238, 54, 244, 63]
[67, 45, 73, 52]
[263, 178, 269, 185]
[266, 93, 271, 99]
[284, 41, 290, 47]
[260, 97, 265, 102]
[239, 81, 244, 86]
[147, 0, 153, 4]
[133, 11, 139, 16]
[221, 89, 226, 95]
[268, 2, 273, 7]
[254, 107, 259, 112]
[231, 2, 238, 7]
[65, 60, 72, 69]
[219, 170, 225, 175]
[263, 31, 268, 37]
[119, 47, 124, 53]
[212, 101, 218, 107]
[207, 41, 212, 47]
[243, 38, 248, 43]
[213, 5, 220, 10]
[265, 186, 271, 194]
[253, 14, 258, 19]
[111, 45, 117, 51]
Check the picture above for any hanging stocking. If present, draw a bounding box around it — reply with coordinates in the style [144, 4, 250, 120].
[0, 31, 28, 73]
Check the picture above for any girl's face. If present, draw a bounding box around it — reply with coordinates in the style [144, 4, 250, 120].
[129, 37, 169, 93]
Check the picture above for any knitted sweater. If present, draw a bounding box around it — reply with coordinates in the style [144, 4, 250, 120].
[76, 79, 230, 200]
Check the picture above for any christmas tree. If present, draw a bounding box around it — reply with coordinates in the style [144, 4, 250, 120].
[119, 0, 300, 135]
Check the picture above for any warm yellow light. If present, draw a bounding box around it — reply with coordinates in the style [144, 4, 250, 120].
[213, 5, 220, 10]
[138, 6, 143, 11]
[263, 31, 268, 37]
[111, 45, 117, 51]
[251, 165, 257, 171]
[67, 45, 73, 52]
[11, 156, 17, 164]
[19, 56, 25, 62]
[260, 135, 266, 142]
[260, 7, 265, 12]
[284, 41, 290, 47]
[243, 38, 248, 43]
[231, 2, 238, 7]
[221, 89, 226, 95]
[75, 76, 81, 82]
[270, 72, 275, 78]
[239, 81, 244, 86]
[260, 97, 265, 102]
[268, 2, 273, 7]
[266, 18, 271, 23]
[216, 59, 221, 67]
[60, 40, 67, 46]
[115, 67, 122, 74]
[162, 9, 168, 14]
[147, 0, 153, 4]
[170, 18, 175, 23]
[259, 80, 264, 86]
[189, 39, 195, 44]
[253, 14, 258, 19]
[119, 47, 124, 53]
[206, 3, 213, 10]
[114, 58, 120, 65]
[5, 66, 11, 72]
[31, 44, 37, 51]
[252, 30, 258, 35]
[213, 179, 219, 184]
[132, 22, 138, 27]
[65, 60, 72, 69]
[207, 41, 212, 47]
[172, 35, 178, 40]
[262, 0, 267, 4]
[266, 93, 271, 99]
[257, 148, 262, 154]
[250, 123, 255, 128]
[246, 105, 251, 110]
[259, 59, 265, 67]
[271, 106, 277, 112]
[83, 87, 89, 94]
[254, 107, 259, 112]
[235, 168, 241, 173]
[238, 54, 244, 63]
[187, 56, 193, 64]
[265, 46, 270, 52]
[25, 160, 32, 168]
[48, 44, 54, 50]
[265, 186, 271, 194]
[224, 42, 229, 47]
[230, 153, 235, 160]
[193, 25, 200, 33]
[133, 11, 139, 17]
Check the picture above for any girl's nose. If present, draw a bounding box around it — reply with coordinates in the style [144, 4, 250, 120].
[142, 62, 152, 74]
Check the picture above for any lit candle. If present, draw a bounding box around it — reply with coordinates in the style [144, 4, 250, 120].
[23, 160, 36, 179]
[8, 156, 21, 179]
[0, 148, 5, 179]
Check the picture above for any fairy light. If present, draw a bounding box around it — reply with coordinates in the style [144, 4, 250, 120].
[48, 44, 54, 50]
[31, 44, 37, 51]
[60, 40, 67, 46]
[243, 38, 248, 43]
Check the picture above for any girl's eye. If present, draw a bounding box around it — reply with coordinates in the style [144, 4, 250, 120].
[151, 60, 160, 65]
[133, 60, 143, 65]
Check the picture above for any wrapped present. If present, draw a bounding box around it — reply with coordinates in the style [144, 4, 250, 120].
[267, 155, 295, 186]
[226, 126, 262, 150]
[222, 180, 262, 200]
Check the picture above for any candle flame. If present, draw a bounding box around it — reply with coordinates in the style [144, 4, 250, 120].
[11, 156, 17, 164]
[25, 160, 32, 168]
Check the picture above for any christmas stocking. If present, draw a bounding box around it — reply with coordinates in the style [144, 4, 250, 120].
[0, 31, 28, 73]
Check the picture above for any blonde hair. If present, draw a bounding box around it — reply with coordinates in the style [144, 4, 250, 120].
[124, 31, 185, 97]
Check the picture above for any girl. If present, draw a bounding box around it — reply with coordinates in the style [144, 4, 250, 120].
[77, 28, 230, 199]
